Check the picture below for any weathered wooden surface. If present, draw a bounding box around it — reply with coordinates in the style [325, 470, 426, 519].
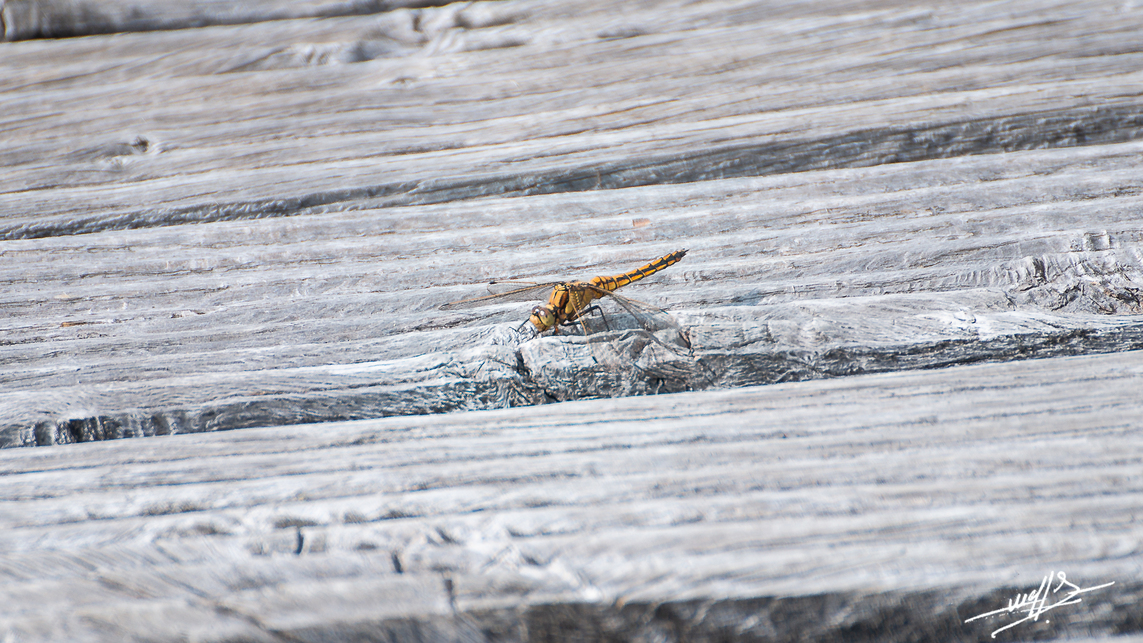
[4, 0, 1143, 240]
[2, 350, 1142, 642]
[6, 141, 1143, 445]
[3, 0, 1143, 639]
[0, 0, 455, 41]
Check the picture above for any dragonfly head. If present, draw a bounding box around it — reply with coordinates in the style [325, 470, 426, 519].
[529, 304, 557, 333]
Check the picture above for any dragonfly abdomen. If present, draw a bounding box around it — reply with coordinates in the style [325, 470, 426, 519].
[591, 249, 687, 293]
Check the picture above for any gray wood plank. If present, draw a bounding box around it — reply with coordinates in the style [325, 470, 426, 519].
[1, 0, 452, 41]
[2, 350, 1141, 641]
[3, 0, 1143, 636]
[5, 140, 1143, 444]
[4, 0, 1143, 239]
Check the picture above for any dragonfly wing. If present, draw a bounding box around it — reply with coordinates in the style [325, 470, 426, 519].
[575, 284, 684, 335]
[439, 282, 557, 310]
[486, 281, 560, 300]
[569, 284, 709, 390]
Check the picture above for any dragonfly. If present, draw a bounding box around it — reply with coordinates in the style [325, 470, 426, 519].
[439, 249, 689, 340]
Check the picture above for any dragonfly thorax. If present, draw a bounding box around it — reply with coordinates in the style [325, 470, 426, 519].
[530, 282, 583, 333]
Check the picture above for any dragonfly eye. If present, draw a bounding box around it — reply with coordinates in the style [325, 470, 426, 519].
[530, 305, 556, 331]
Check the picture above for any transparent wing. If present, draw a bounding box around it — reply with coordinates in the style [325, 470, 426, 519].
[439, 281, 560, 311]
[570, 284, 708, 390]
[571, 284, 686, 341]
[486, 281, 560, 300]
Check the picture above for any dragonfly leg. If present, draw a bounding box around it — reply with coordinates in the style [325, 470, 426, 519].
[515, 318, 537, 339]
[588, 305, 610, 330]
[564, 305, 610, 334]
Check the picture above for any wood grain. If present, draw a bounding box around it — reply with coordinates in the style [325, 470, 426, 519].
[6, 141, 1143, 444]
[2, 0, 1143, 639]
[2, 350, 1141, 641]
[4, 1, 1143, 239]
[1, 0, 454, 40]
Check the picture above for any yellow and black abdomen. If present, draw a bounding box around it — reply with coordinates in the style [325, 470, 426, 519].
[590, 249, 688, 293]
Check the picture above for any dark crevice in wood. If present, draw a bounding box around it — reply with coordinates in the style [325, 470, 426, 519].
[8, 320, 1143, 448]
[4, 103, 1142, 241]
[176, 582, 1138, 642]
[1, 0, 459, 41]
[500, 584, 1143, 643]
